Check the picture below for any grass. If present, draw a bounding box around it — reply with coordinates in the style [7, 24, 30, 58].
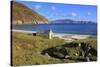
[12, 32, 97, 66]
[74, 37, 97, 49]
[12, 32, 66, 66]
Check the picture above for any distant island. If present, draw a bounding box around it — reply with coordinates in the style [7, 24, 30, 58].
[50, 19, 97, 24]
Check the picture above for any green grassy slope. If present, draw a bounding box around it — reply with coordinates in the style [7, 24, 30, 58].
[12, 32, 97, 66]
[12, 32, 66, 65]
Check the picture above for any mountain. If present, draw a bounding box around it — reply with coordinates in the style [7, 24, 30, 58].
[50, 19, 96, 24]
[11, 1, 48, 25]
[50, 19, 74, 23]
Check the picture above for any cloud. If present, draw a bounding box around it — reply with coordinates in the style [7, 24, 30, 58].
[67, 12, 77, 17]
[51, 6, 56, 10]
[71, 12, 77, 17]
[34, 5, 41, 9]
[87, 12, 91, 15]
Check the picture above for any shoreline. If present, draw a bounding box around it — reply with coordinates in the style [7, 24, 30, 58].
[12, 29, 97, 36]
[12, 29, 96, 42]
[53, 33, 96, 42]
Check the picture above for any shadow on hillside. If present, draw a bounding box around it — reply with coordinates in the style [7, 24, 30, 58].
[41, 42, 97, 62]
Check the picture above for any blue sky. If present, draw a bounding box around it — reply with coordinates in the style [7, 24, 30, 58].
[16, 1, 97, 22]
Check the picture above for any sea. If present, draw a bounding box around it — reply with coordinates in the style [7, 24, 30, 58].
[12, 23, 97, 36]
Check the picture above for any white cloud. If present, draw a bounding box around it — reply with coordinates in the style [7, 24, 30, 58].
[71, 12, 77, 17]
[78, 16, 81, 19]
[87, 12, 91, 15]
[34, 5, 41, 9]
[51, 6, 56, 10]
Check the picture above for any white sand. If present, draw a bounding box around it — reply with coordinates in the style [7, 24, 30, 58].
[12, 29, 96, 42]
[53, 33, 94, 42]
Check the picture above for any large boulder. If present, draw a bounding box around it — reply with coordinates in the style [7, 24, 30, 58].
[41, 42, 97, 61]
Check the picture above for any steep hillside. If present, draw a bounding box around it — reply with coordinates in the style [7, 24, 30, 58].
[11, 1, 48, 25]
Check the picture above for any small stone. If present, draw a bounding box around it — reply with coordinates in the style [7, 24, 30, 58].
[65, 55, 70, 59]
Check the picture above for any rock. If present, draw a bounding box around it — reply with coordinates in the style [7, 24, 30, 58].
[41, 42, 97, 61]
[65, 55, 70, 59]
[85, 57, 90, 62]
[45, 53, 50, 58]
[52, 52, 65, 58]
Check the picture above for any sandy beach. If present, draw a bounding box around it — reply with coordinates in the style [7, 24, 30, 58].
[53, 33, 95, 42]
[12, 29, 96, 42]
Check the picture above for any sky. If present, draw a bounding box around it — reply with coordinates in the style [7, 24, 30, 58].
[16, 1, 97, 22]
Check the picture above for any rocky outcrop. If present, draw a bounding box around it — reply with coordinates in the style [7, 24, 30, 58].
[41, 42, 97, 61]
[11, 1, 48, 25]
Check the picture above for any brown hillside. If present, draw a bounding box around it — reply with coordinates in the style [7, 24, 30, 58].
[11, 1, 48, 25]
